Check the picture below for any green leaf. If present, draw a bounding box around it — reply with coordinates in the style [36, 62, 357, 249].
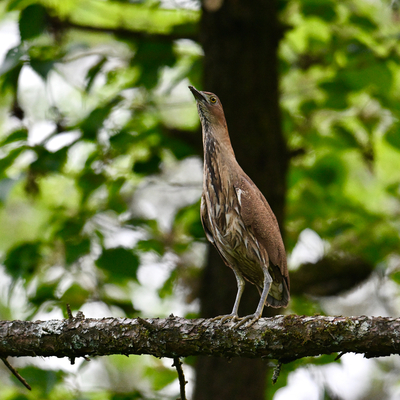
[85, 56, 107, 93]
[391, 271, 400, 285]
[108, 177, 128, 213]
[0, 64, 23, 94]
[333, 124, 360, 149]
[68, 1, 199, 36]
[290, 295, 324, 316]
[349, 14, 378, 30]
[0, 178, 16, 203]
[27, 44, 61, 81]
[319, 80, 349, 109]
[4, 242, 42, 280]
[174, 201, 204, 239]
[110, 131, 135, 152]
[133, 41, 176, 89]
[29, 281, 58, 306]
[144, 363, 177, 391]
[55, 216, 91, 265]
[299, 99, 318, 116]
[385, 124, 400, 150]
[161, 136, 197, 160]
[158, 268, 177, 299]
[80, 96, 123, 139]
[0, 46, 24, 94]
[96, 247, 140, 282]
[0, 147, 26, 177]
[308, 155, 346, 187]
[30, 58, 56, 80]
[31, 147, 67, 174]
[137, 239, 165, 255]
[17, 366, 65, 395]
[57, 218, 87, 240]
[77, 170, 107, 203]
[0, 45, 24, 76]
[19, 4, 48, 41]
[65, 237, 91, 265]
[101, 296, 138, 318]
[301, 0, 337, 22]
[0, 128, 28, 145]
[61, 283, 91, 309]
[187, 58, 203, 91]
[133, 152, 162, 174]
[386, 182, 400, 197]
[339, 63, 392, 93]
[7, 0, 30, 11]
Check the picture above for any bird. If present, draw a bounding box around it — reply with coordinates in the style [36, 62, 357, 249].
[189, 85, 290, 328]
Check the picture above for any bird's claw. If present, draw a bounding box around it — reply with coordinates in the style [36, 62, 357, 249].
[232, 314, 260, 329]
[211, 314, 239, 324]
[211, 313, 261, 329]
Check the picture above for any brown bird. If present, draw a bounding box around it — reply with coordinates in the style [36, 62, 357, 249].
[189, 86, 290, 328]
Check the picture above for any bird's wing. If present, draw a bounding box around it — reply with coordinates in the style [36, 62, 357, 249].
[201, 192, 239, 273]
[200, 194, 214, 244]
[236, 177, 289, 282]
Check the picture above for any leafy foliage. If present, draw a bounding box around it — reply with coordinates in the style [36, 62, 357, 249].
[281, 0, 400, 268]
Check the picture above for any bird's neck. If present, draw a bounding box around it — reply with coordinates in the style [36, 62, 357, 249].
[202, 125, 241, 195]
[202, 124, 235, 160]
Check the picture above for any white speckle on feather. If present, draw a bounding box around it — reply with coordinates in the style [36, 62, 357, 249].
[236, 188, 243, 205]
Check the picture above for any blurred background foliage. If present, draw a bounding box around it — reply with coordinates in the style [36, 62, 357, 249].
[0, 0, 400, 399]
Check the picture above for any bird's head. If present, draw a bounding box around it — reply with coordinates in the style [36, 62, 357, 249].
[189, 86, 226, 129]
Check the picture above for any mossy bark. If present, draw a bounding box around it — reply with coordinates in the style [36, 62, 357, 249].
[1, 315, 399, 360]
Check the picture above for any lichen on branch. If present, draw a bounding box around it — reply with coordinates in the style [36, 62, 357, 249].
[0, 315, 399, 361]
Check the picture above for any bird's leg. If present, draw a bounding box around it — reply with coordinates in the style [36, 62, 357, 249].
[233, 272, 272, 329]
[211, 270, 245, 323]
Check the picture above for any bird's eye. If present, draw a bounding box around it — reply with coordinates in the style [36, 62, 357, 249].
[209, 96, 217, 104]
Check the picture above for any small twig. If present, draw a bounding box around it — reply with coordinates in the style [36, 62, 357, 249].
[75, 311, 85, 319]
[288, 147, 306, 159]
[272, 361, 282, 384]
[334, 352, 346, 361]
[172, 357, 187, 400]
[65, 305, 87, 365]
[1, 357, 31, 390]
[137, 317, 157, 331]
[67, 304, 75, 365]
[66, 303, 73, 319]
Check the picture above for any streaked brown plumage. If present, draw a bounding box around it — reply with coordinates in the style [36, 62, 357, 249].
[189, 86, 290, 328]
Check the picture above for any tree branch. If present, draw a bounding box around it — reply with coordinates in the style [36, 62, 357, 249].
[290, 256, 374, 297]
[172, 357, 187, 400]
[0, 315, 399, 361]
[57, 18, 198, 42]
[1, 357, 31, 390]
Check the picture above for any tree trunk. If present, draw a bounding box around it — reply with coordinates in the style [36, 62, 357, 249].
[194, 0, 287, 399]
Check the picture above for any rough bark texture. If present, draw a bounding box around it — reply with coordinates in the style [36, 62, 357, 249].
[1, 316, 399, 360]
[196, 0, 286, 399]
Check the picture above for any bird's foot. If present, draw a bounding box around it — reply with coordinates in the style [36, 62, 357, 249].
[211, 313, 240, 324]
[232, 313, 260, 329]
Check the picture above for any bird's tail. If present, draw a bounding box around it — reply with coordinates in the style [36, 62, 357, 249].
[266, 278, 290, 308]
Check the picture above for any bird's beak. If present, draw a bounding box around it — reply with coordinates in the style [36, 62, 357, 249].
[189, 86, 207, 103]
